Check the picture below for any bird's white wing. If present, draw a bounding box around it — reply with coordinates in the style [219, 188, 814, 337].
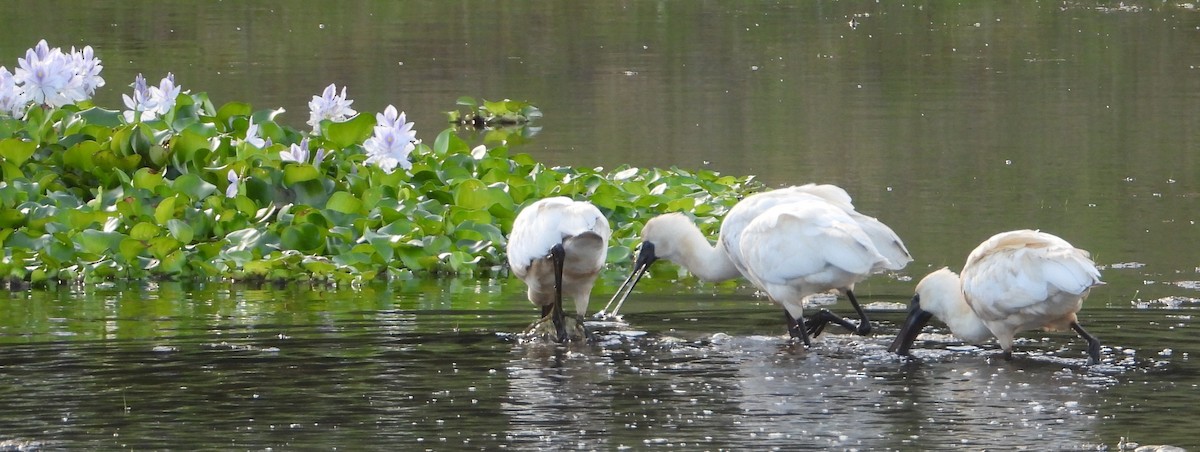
[718, 188, 829, 276]
[507, 197, 610, 275]
[847, 211, 912, 271]
[792, 184, 910, 271]
[740, 201, 882, 287]
[961, 230, 1101, 319]
[1038, 247, 1102, 295]
[791, 183, 856, 211]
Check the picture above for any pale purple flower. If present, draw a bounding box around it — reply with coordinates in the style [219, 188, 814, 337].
[0, 67, 27, 118]
[280, 138, 310, 163]
[120, 73, 182, 123]
[226, 170, 240, 198]
[122, 73, 158, 122]
[244, 117, 266, 148]
[306, 83, 356, 133]
[151, 73, 180, 116]
[364, 105, 417, 173]
[13, 39, 84, 108]
[69, 45, 104, 96]
[375, 105, 416, 141]
[280, 138, 328, 169]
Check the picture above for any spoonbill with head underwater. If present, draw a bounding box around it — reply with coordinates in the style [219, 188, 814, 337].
[600, 184, 912, 345]
[507, 197, 611, 342]
[888, 229, 1103, 364]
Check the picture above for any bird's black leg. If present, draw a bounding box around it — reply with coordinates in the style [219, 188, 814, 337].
[804, 289, 872, 337]
[1070, 321, 1102, 365]
[541, 305, 553, 318]
[805, 310, 859, 338]
[846, 289, 871, 335]
[549, 243, 568, 343]
[784, 310, 812, 347]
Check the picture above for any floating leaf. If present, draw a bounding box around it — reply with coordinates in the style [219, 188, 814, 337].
[281, 223, 325, 253]
[154, 196, 177, 224]
[323, 113, 375, 150]
[325, 191, 362, 215]
[166, 219, 194, 244]
[0, 138, 36, 166]
[173, 173, 217, 201]
[283, 164, 320, 185]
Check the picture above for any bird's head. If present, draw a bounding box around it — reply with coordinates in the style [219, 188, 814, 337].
[888, 267, 960, 356]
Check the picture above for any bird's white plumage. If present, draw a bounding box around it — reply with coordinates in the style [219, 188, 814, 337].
[625, 184, 910, 334]
[915, 229, 1103, 352]
[716, 184, 911, 281]
[507, 197, 611, 316]
[739, 200, 889, 320]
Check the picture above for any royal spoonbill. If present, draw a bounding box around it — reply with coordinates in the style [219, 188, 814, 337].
[888, 229, 1103, 364]
[507, 197, 611, 342]
[601, 184, 911, 345]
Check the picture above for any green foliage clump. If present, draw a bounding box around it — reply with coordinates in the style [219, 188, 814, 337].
[0, 66, 760, 289]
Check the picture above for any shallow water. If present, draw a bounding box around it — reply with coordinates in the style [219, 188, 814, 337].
[2, 0, 1200, 449]
[0, 281, 1194, 450]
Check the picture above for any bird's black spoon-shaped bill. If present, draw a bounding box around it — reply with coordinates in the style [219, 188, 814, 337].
[888, 294, 933, 356]
[597, 242, 658, 319]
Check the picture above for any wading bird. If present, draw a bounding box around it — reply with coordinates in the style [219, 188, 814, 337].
[888, 229, 1103, 364]
[600, 184, 911, 345]
[507, 197, 611, 342]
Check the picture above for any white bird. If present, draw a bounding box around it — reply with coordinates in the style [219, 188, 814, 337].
[507, 197, 611, 342]
[601, 184, 911, 345]
[888, 229, 1104, 364]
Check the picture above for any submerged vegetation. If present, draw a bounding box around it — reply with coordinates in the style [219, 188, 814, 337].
[0, 40, 761, 288]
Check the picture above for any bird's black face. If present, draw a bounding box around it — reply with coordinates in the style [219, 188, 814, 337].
[601, 241, 659, 318]
[888, 294, 933, 356]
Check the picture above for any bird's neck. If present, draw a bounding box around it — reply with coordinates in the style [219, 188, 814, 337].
[918, 270, 994, 343]
[935, 289, 994, 343]
[672, 226, 742, 283]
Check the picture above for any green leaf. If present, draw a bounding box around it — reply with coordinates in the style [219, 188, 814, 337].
[131, 222, 162, 241]
[283, 164, 320, 185]
[172, 127, 215, 157]
[325, 191, 362, 214]
[173, 173, 217, 201]
[166, 219, 194, 244]
[116, 238, 144, 263]
[134, 168, 166, 192]
[216, 102, 253, 128]
[433, 129, 469, 156]
[63, 140, 101, 171]
[280, 223, 324, 252]
[483, 99, 512, 115]
[147, 236, 182, 259]
[0, 138, 36, 166]
[78, 230, 126, 255]
[322, 113, 375, 149]
[154, 196, 177, 224]
[77, 107, 123, 127]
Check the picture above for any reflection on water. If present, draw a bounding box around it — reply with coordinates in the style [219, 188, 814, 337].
[1, 284, 1193, 449]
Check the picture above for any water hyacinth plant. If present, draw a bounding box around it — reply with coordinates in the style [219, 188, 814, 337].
[307, 83, 356, 133]
[0, 40, 762, 288]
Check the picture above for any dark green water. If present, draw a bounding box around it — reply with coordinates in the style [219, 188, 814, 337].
[0, 280, 1192, 449]
[2, 0, 1199, 449]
